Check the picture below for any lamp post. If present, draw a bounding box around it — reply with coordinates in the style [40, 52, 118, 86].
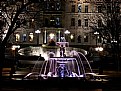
[95, 46, 103, 52]
[94, 31, 99, 47]
[64, 30, 70, 42]
[11, 45, 20, 57]
[35, 30, 41, 45]
[111, 39, 119, 71]
[95, 46, 104, 74]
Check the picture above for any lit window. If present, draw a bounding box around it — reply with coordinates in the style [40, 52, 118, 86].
[31, 19, 35, 28]
[78, 4, 81, 13]
[97, 36, 102, 43]
[22, 34, 26, 42]
[70, 34, 74, 39]
[56, 2, 60, 10]
[49, 33, 55, 39]
[55, 17, 60, 27]
[84, 35, 88, 42]
[15, 33, 20, 42]
[29, 33, 33, 42]
[70, 34, 75, 42]
[50, 3, 55, 10]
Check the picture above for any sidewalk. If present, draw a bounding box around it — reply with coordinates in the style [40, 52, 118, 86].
[92, 69, 121, 78]
[103, 70, 121, 78]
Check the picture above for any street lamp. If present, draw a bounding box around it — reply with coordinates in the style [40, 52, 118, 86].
[95, 46, 104, 75]
[35, 29, 41, 45]
[95, 46, 103, 52]
[11, 45, 20, 57]
[94, 31, 99, 46]
[64, 30, 70, 42]
[111, 39, 117, 43]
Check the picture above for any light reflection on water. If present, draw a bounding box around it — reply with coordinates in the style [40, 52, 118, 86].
[3, 86, 121, 91]
[1, 88, 102, 91]
[34, 88, 102, 91]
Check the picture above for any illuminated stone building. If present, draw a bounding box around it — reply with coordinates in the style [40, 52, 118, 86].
[9, 0, 65, 46]
[1, 0, 121, 49]
[65, 0, 121, 49]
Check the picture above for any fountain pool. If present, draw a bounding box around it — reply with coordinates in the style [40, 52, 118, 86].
[23, 41, 105, 81]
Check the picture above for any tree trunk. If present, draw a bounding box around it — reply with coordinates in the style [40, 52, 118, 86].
[0, 44, 5, 80]
[116, 34, 120, 71]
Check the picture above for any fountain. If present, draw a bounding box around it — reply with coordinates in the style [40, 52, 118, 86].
[24, 38, 102, 81]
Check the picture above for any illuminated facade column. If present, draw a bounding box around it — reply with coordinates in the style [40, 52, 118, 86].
[44, 30, 47, 44]
[35, 30, 41, 45]
[58, 30, 61, 42]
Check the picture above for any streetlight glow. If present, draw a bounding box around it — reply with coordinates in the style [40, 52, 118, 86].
[35, 30, 41, 34]
[70, 34, 74, 39]
[49, 33, 55, 39]
[94, 31, 99, 35]
[95, 47, 103, 52]
[64, 30, 70, 35]
[12, 45, 20, 50]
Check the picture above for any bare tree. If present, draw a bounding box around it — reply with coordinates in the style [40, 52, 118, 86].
[0, 0, 42, 79]
[90, 0, 121, 70]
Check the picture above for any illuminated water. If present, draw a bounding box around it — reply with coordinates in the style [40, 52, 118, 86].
[24, 40, 99, 80]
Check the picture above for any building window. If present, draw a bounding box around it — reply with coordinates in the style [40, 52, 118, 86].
[98, 5, 102, 13]
[78, 4, 81, 13]
[45, 2, 49, 10]
[70, 34, 75, 42]
[56, 2, 61, 10]
[85, 19, 88, 27]
[71, 5, 75, 12]
[55, 17, 61, 27]
[107, 20, 110, 27]
[85, 5, 88, 13]
[71, 18, 75, 26]
[97, 36, 102, 43]
[116, 5, 120, 13]
[98, 19, 102, 27]
[107, 5, 111, 13]
[22, 34, 27, 42]
[84, 35, 88, 42]
[49, 33, 55, 40]
[78, 19, 81, 26]
[50, 3, 55, 10]
[44, 18, 49, 27]
[77, 35, 81, 43]
[50, 16, 55, 27]
[29, 33, 33, 42]
[30, 19, 35, 28]
[15, 33, 20, 42]
[17, 5, 20, 10]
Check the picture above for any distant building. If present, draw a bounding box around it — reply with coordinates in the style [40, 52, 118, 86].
[0, 0, 120, 50]
[8, 0, 65, 46]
